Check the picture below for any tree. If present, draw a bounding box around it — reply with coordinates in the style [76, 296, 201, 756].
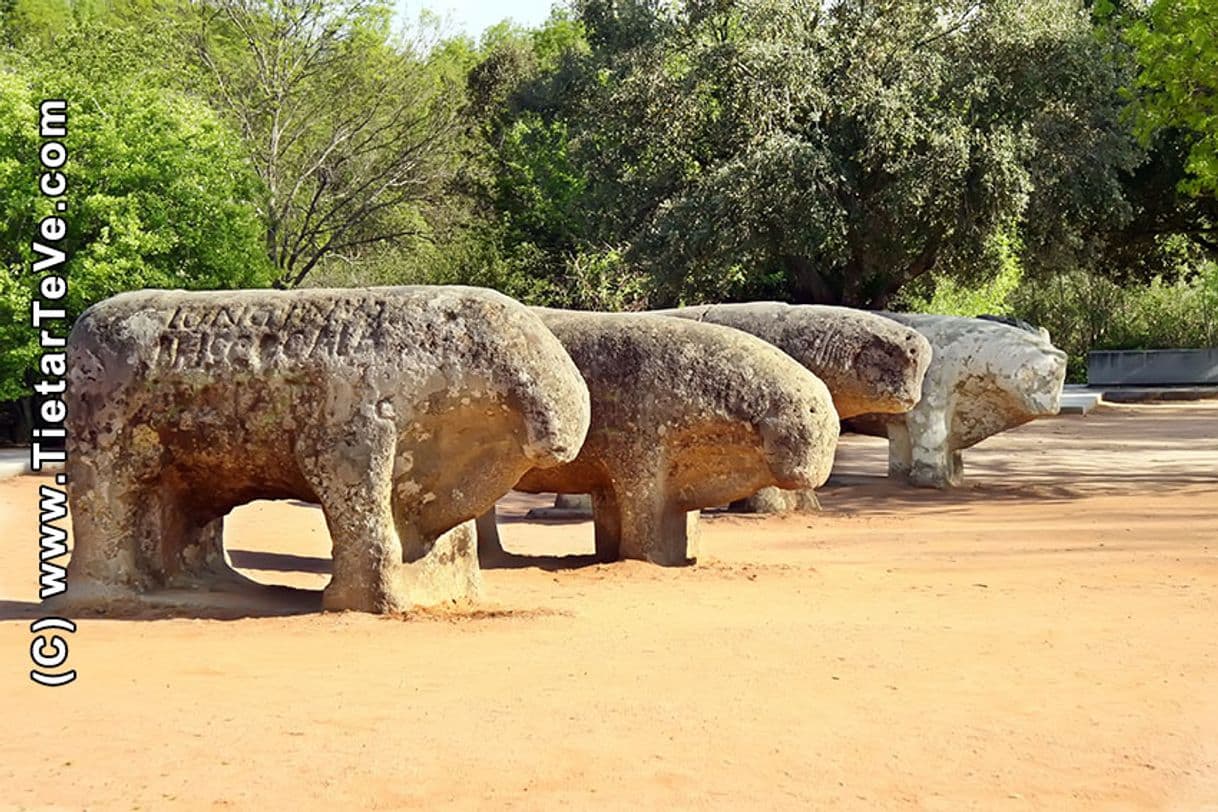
[462, 17, 594, 287]
[0, 46, 272, 408]
[192, 0, 472, 287]
[478, 0, 1152, 309]
[0, 69, 42, 406]
[1127, 0, 1218, 198]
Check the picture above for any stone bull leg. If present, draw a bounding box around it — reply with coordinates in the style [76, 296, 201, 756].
[886, 420, 914, 481]
[613, 495, 701, 566]
[590, 489, 622, 563]
[295, 414, 417, 613]
[477, 310, 840, 567]
[475, 506, 505, 564]
[594, 456, 701, 566]
[889, 398, 967, 488]
[847, 313, 1067, 489]
[477, 474, 700, 567]
[658, 302, 931, 514]
[479, 480, 702, 567]
[52, 286, 590, 615]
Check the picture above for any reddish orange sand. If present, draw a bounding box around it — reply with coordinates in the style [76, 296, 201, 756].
[1, 404, 1216, 810]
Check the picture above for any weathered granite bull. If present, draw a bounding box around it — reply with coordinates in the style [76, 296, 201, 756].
[477, 310, 840, 566]
[527, 302, 930, 517]
[53, 287, 590, 614]
[659, 302, 932, 512]
[848, 313, 1067, 488]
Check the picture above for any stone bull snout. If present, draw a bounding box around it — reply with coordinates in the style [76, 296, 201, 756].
[758, 389, 840, 491]
[1008, 344, 1068, 417]
[491, 358, 591, 468]
[853, 330, 934, 415]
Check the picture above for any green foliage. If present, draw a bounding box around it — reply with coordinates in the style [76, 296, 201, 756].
[306, 226, 565, 306]
[0, 47, 272, 402]
[64, 87, 271, 298]
[463, 13, 598, 296]
[495, 113, 587, 248]
[899, 254, 1218, 383]
[1127, 0, 1218, 196]
[897, 232, 1025, 318]
[0, 68, 49, 403]
[192, 0, 473, 287]
[0, 266, 36, 404]
[560, 245, 648, 311]
[2, 0, 73, 45]
[3, 0, 1218, 409]
[1070, 0, 1218, 286]
[1010, 264, 1218, 382]
[474, 0, 1144, 308]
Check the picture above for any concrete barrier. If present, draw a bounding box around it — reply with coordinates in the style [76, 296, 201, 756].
[0, 448, 64, 479]
[1088, 349, 1218, 386]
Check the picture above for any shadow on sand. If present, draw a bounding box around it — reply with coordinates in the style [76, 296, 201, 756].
[0, 583, 323, 622]
[229, 549, 331, 575]
[478, 551, 604, 571]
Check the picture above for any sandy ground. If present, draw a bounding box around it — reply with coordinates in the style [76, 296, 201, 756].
[1, 403, 1216, 810]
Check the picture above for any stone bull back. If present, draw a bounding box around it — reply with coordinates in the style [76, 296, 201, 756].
[477, 310, 840, 566]
[55, 286, 590, 614]
[659, 302, 931, 419]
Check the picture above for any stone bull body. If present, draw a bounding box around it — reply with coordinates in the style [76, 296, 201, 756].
[659, 302, 932, 512]
[477, 310, 840, 566]
[55, 286, 591, 614]
[848, 313, 1067, 488]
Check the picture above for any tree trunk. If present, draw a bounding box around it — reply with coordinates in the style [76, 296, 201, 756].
[865, 234, 944, 309]
[783, 254, 841, 305]
[13, 396, 34, 446]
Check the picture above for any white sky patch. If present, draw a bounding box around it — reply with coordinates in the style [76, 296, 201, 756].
[397, 0, 559, 40]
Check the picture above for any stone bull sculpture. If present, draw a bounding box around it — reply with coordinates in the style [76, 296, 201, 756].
[477, 310, 840, 566]
[53, 287, 590, 614]
[847, 313, 1067, 488]
[659, 302, 932, 512]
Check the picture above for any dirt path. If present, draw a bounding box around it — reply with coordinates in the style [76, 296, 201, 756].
[1, 404, 1216, 809]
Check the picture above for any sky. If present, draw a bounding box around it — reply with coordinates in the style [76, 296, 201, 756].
[399, 0, 559, 40]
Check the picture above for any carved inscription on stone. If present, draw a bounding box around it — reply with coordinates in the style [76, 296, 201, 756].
[150, 298, 393, 371]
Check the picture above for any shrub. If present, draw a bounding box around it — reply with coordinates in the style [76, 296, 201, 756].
[1010, 264, 1218, 381]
